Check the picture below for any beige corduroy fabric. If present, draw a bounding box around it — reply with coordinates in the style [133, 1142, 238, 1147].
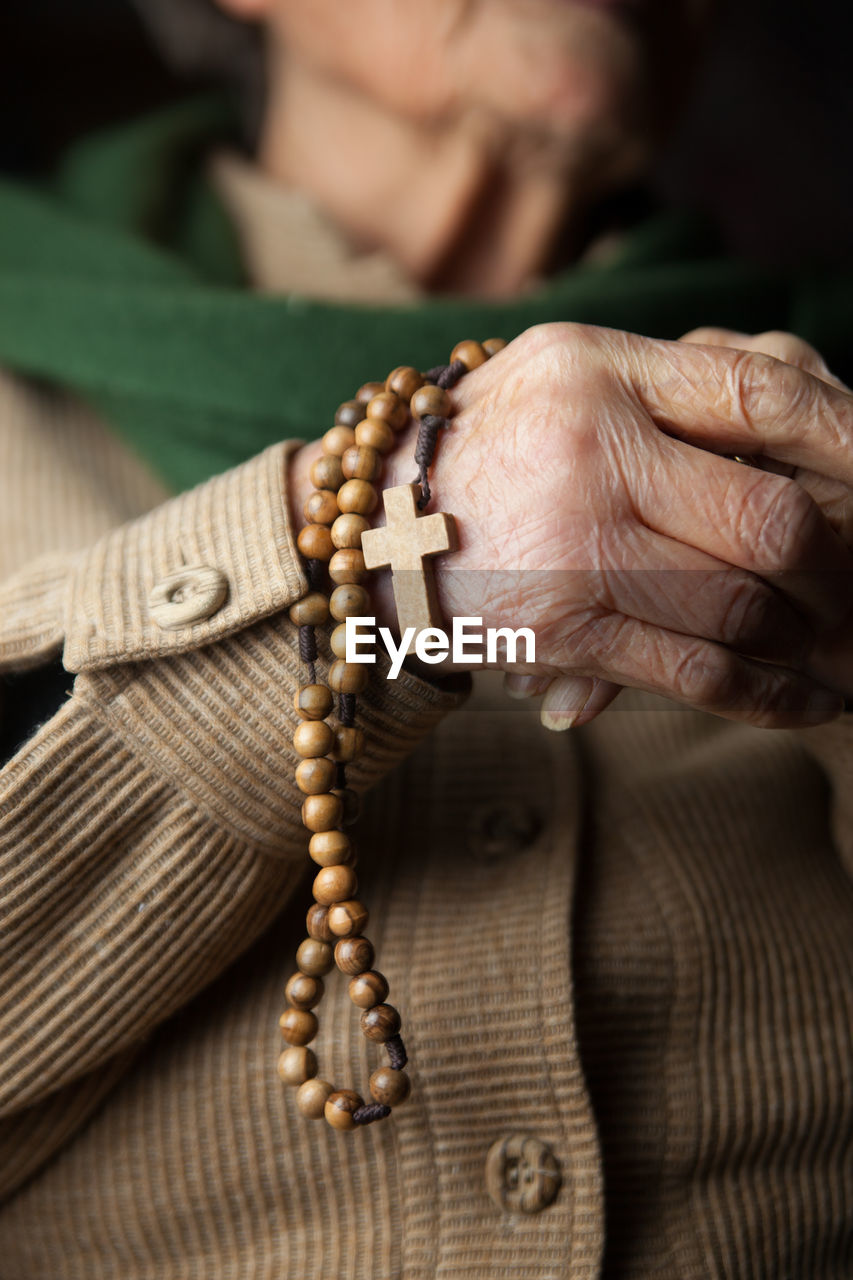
[0, 164, 852, 1280]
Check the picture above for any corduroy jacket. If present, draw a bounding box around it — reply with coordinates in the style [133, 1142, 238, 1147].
[0, 363, 851, 1278]
[1, 113, 852, 1278]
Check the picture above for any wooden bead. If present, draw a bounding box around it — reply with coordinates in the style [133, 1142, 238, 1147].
[279, 1008, 318, 1046]
[366, 390, 408, 430]
[334, 399, 363, 428]
[360, 1003, 401, 1043]
[451, 339, 487, 370]
[328, 549, 367, 585]
[293, 684, 334, 721]
[313, 863, 358, 905]
[341, 445, 382, 482]
[293, 719, 335, 758]
[331, 513, 369, 549]
[332, 725, 364, 762]
[285, 971, 325, 1010]
[308, 829, 352, 867]
[328, 899, 369, 938]
[337, 479, 378, 516]
[410, 384, 451, 419]
[301, 793, 344, 832]
[329, 583, 371, 620]
[310, 454, 344, 492]
[333, 786, 361, 826]
[355, 417, 395, 453]
[323, 424, 357, 456]
[330, 623, 349, 660]
[297, 1077, 334, 1119]
[369, 1066, 411, 1107]
[483, 336, 507, 356]
[306, 903, 334, 942]
[324, 1089, 364, 1131]
[296, 523, 334, 561]
[288, 592, 329, 627]
[356, 381, 385, 404]
[328, 659, 369, 694]
[296, 937, 334, 975]
[385, 365, 424, 402]
[334, 935, 374, 975]
[303, 489, 339, 525]
[277, 1046, 318, 1086]
[296, 757, 337, 795]
[348, 969, 389, 1009]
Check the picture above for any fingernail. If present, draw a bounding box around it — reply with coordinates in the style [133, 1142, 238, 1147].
[540, 681, 594, 731]
[541, 708, 578, 732]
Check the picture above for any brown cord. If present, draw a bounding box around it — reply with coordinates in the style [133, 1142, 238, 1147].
[386, 1034, 408, 1070]
[298, 626, 317, 686]
[414, 414, 444, 509]
[425, 359, 466, 389]
[306, 558, 325, 591]
[413, 359, 468, 509]
[353, 1103, 392, 1125]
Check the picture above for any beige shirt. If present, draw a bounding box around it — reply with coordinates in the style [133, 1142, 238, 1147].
[0, 158, 851, 1279]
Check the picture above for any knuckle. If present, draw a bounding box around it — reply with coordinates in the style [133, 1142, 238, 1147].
[754, 331, 844, 387]
[726, 349, 771, 426]
[755, 328, 804, 354]
[754, 330, 822, 370]
[670, 642, 741, 708]
[752, 478, 818, 567]
[680, 326, 738, 346]
[515, 321, 611, 375]
[727, 349, 817, 433]
[718, 575, 775, 645]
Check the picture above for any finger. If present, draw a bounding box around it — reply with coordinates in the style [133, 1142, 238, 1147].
[680, 328, 849, 392]
[540, 676, 621, 731]
[503, 673, 553, 699]
[598, 526, 813, 664]
[558, 611, 844, 729]
[678, 330, 853, 542]
[628, 334, 853, 484]
[634, 436, 853, 629]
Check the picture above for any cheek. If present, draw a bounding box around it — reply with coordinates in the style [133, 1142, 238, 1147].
[458, 7, 645, 134]
[271, 0, 646, 136]
[270, 0, 472, 116]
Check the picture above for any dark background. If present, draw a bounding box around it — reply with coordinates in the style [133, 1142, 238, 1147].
[1, 0, 851, 266]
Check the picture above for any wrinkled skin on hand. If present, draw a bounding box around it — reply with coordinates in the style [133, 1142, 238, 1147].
[678, 327, 853, 705]
[381, 322, 853, 728]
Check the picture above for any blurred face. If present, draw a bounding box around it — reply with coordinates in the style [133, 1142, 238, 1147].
[260, 0, 714, 186]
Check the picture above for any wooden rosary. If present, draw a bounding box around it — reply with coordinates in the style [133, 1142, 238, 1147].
[277, 337, 506, 1130]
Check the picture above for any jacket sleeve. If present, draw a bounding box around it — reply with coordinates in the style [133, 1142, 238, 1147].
[0, 441, 465, 1193]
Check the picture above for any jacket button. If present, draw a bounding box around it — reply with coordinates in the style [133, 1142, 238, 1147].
[149, 566, 228, 630]
[485, 1133, 562, 1213]
[466, 802, 541, 862]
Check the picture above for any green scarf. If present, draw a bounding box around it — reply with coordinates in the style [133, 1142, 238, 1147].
[0, 98, 849, 493]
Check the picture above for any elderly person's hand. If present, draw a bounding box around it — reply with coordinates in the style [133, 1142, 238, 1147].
[374, 323, 853, 728]
[677, 327, 853, 703]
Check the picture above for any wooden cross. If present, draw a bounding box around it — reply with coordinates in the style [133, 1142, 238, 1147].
[361, 484, 457, 653]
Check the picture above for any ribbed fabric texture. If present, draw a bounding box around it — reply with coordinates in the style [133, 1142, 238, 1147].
[64, 440, 307, 671]
[1, 144, 852, 1276]
[574, 702, 853, 1277]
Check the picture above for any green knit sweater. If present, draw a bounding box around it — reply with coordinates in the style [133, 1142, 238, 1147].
[0, 97, 850, 493]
